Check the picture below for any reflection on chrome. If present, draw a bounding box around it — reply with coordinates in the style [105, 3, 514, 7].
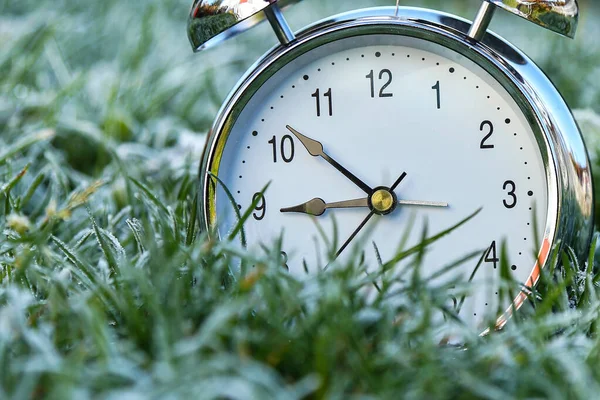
[485, 0, 578, 38]
[226, 0, 270, 19]
[187, 0, 303, 51]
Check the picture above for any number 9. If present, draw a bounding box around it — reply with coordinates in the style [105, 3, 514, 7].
[252, 193, 266, 220]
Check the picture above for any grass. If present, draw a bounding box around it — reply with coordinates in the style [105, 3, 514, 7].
[2, 0, 600, 398]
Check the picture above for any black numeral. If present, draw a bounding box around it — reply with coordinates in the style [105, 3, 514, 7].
[503, 180, 517, 209]
[432, 81, 441, 109]
[268, 135, 295, 163]
[480, 120, 494, 149]
[252, 192, 266, 221]
[366, 69, 393, 98]
[484, 241, 499, 269]
[280, 251, 289, 271]
[311, 88, 333, 117]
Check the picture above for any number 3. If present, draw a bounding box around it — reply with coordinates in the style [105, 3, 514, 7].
[503, 180, 517, 209]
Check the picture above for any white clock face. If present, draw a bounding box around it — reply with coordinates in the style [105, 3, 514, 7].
[208, 34, 553, 327]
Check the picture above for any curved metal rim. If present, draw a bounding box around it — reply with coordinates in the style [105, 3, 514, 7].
[199, 6, 593, 331]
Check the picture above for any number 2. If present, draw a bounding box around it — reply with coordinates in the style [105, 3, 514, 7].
[480, 120, 494, 149]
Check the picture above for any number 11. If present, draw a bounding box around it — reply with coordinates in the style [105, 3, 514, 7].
[311, 88, 333, 117]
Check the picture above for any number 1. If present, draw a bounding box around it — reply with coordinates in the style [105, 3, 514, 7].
[432, 81, 441, 109]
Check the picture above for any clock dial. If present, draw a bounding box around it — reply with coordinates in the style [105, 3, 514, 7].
[207, 34, 553, 328]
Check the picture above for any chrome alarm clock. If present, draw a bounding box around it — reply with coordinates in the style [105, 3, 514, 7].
[188, 0, 593, 329]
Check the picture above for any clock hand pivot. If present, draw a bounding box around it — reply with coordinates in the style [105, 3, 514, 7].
[371, 189, 395, 214]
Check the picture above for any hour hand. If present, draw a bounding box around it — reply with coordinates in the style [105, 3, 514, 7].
[285, 125, 324, 157]
[286, 125, 372, 194]
[280, 198, 368, 216]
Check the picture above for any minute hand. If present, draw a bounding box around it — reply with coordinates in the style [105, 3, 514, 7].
[280, 198, 449, 216]
[286, 125, 372, 194]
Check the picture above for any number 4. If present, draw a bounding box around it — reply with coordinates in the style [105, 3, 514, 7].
[484, 241, 499, 269]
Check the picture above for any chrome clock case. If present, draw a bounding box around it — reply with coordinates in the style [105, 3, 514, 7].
[189, 2, 594, 328]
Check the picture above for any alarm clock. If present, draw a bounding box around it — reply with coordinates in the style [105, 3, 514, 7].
[187, 0, 593, 330]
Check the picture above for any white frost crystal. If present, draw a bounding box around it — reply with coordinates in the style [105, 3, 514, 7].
[6, 213, 31, 234]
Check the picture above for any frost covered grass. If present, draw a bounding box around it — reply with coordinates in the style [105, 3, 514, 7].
[2, 0, 600, 398]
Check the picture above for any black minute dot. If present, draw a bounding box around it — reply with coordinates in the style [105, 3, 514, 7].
[239, 175, 242, 179]
[270, 106, 274, 110]
[280, 95, 284, 99]
[361, 54, 364, 58]
[505, 118, 511, 124]
[511, 265, 517, 271]
[375, 52, 381, 57]
[392, 53, 395, 56]
[331, 62, 335, 65]
[252, 131, 258, 136]
[261, 119, 265, 122]
[303, 75, 309, 81]
[346, 57, 350, 61]
[449, 67, 455, 73]
[247, 146, 250, 149]
[528, 191, 534, 197]
[436, 62, 440, 66]
[422, 57, 425, 61]
[242, 161, 245, 164]
[238, 204, 242, 210]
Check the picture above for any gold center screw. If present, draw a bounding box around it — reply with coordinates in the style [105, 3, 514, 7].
[371, 189, 394, 213]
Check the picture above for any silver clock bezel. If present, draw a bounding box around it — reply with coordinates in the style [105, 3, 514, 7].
[198, 6, 594, 329]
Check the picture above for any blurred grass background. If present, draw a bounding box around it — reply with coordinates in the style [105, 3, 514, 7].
[3, 0, 600, 398]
